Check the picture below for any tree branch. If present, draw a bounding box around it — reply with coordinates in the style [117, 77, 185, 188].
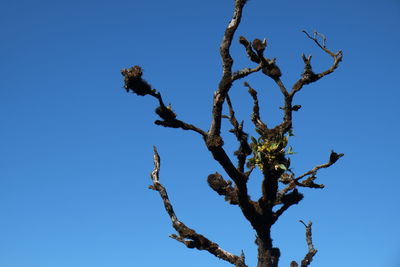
[238, 36, 282, 82]
[121, 66, 207, 137]
[244, 82, 268, 132]
[207, 172, 239, 205]
[209, 0, 248, 141]
[299, 221, 317, 267]
[154, 118, 207, 136]
[224, 94, 252, 172]
[273, 189, 303, 223]
[149, 147, 247, 267]
[232, 64, 264, 81]
[292, 31, 343, 94]
[207, 145, 261, 227]
[239, 36, 294, 136]
[220, 0, 248, 74]
[294, 150, 344, 182]
[270, 77, 293, 135]
[277, 151, 343, 201]
[239, 36, 261, 63]
[274, 151, 343, 221]
[198, 0, 265, 235]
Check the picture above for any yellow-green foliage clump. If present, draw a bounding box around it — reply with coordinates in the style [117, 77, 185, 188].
[248, 134, 294, 171]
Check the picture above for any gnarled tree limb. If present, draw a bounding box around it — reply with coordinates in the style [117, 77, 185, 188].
[121, 66, 207, 137]
[278, 151, 344, 199]
[244, 82, 268, 132]
[292, 30, 343, 94]
[289, 221, 317, 267]
[207, 172, 239, 205]
[299, 220, 318, 267]
[149, 147, 247, 267]
[209, 0, 247, 141]
[224, 94, 252, 172]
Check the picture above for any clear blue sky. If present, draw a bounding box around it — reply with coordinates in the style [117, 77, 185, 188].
[1, 0, 400, 266]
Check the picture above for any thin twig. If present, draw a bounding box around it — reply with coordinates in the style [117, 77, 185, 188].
[154, 118, 208, 137]
[294, 151, 344, 182]
[232, 64, 264, 81]
[292, 31, 343, 95]
[277, 151, 343, 197]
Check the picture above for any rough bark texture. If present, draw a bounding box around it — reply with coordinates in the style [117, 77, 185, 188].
[120, 0, 343, 266]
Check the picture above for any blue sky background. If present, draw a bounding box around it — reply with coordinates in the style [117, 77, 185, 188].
[1, 0, 400, 266]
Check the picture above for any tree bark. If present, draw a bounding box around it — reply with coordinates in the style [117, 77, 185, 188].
[256, 236, 280, 267]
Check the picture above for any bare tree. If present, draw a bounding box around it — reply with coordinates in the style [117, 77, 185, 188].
[120, 1, 343, 266]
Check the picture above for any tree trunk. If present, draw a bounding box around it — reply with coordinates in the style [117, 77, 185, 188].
[256, 236, 280, 267]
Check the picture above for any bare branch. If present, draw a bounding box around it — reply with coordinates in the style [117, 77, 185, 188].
[277, 151, 343, 200]
[275, 151, 343, 219]
[303, 31, 331, 56]
[292, 31, 343, 94]
[121, 66, 207, 137]
[153, 101, 207, 137]
[297, 175, 324, 189]
[273, 189, 303, 222]
[220, 0, 248, 74]
[244, 82, 268, 132]
[274, 78, 290, 98]
[239, 36, 261, 63]
[239, 36, 283, 82]
[154, 118, 207, 137]
[232, 64, 264, 81]
[198, 2, 265, 237]
[262, 58, 282, 81]
[239, 37, 293, 136]
[299, 221, 318, 267]
[225, 94, 252, 172]
[149, 147, 247, 267]
[294, 151, 344, 182]
[207, 145, 261, 228]
[209, 0, 248, 141]
[207, 172, 239, 205]
[272, 77, 293, 135]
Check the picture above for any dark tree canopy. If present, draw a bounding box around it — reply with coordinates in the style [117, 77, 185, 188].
[120, 0, 343, 266]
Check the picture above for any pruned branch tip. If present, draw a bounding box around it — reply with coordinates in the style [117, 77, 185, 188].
[299, 220, 317, 267]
